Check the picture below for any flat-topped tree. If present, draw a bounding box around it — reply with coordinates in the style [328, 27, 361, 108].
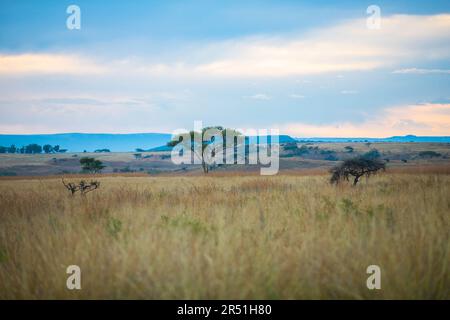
[43, 144, 53, 153]
[80, 157, 105, 174]
[330, 157, 385, 186]
[167, 126, 242, 173]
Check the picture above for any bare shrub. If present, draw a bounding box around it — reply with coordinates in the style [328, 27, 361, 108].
[62, 178, 100, 195]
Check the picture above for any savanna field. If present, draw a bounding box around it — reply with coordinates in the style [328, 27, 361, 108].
[0, 170, 449, 299]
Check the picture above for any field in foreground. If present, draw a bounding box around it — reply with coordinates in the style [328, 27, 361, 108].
[0, 172, 449, 299]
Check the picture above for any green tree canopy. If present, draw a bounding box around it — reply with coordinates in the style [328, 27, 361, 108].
[330, 157, 385, 186]
[80, 157, 106, 173]
[43, 144, 53, 153]
[168, 126, 242, 173]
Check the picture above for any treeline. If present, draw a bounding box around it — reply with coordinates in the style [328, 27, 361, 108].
[0, 144, 67, 154]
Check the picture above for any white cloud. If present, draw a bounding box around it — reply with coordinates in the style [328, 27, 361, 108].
[296, 80, 312, 84]
[0, 54, 106, 75]
[392, 68, 450, 74]
[2, 14, 449, 78]
[246, 93, 271, 100]
[279, 103, 450, 137]
[289, 94, 305, 99]
[186, 14, 450, 77]
[0, 92, 193, 134]
[340, 90, 358, 95]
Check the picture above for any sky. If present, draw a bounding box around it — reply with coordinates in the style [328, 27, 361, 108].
[0, 0, 449, 137]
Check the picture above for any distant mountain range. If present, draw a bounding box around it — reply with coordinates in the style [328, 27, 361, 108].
[0, 133, 172, 152]
[146, 135, 297, 152]
[0, 133, 448, 152]
[295, 135, 450, 143]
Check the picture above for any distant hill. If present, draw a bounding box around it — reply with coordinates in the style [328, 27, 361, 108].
[0, 133, 172, 152]
[1, 133, 448, 153]
[0, 133, 296, 153]
[274, 135, 298, 143]
[295, 135, 450, 143]
[147, 134, 297, 152]
[246, 135, 297, 144]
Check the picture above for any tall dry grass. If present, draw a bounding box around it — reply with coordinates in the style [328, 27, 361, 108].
[0, 173, 448, 299]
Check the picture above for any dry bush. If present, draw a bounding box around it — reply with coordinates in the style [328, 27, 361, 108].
[62, 178, 100, 195]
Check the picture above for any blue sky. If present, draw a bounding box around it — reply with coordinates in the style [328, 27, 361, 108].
[0, 0, 449, 137]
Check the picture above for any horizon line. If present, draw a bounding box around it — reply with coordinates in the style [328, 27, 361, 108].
[0, 132, 449, 139]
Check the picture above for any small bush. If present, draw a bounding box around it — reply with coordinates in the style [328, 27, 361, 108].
[362, 149, 381, 160]
[419, 151, 441, 158]
[324, 154, 339, 161]
[344, 146, 354, 153]
[0, 171, 17, 177]
[283, 142, 299, 151]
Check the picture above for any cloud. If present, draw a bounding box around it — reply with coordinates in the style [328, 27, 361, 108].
[184, 14, 450, 77]
[279, 103, 450, 137]
[289, 94, 305, 99]
[340, 90, 358, 95]
[246, 93, 271, 100]
[392, 68, 450, 74]
[0, 54, 106, 75]
[2, 14, 449, 78]
[0, 92, 193, 134]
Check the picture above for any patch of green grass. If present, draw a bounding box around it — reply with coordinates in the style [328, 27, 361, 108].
[0, 248, 7, 263]
[160, 214, 210, 235]
[106, 217, 122, 238]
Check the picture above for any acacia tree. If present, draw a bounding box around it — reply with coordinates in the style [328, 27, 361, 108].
[80, 157, 105, 173]
[8, 145, 17, 153]
[330, 157, 385, 186]
[43, 144, 53, 153]
[167, 126, 242, 173]
[25, 144, 42, 154]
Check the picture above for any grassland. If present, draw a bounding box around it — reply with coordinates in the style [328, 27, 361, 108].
[0, 169, 449, 299]
[1, 142, 449, 176]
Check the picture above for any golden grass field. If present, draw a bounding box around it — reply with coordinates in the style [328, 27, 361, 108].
[0, 169, 449, 299]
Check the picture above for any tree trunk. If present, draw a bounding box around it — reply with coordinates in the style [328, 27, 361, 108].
[202, 160, 209, 174]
